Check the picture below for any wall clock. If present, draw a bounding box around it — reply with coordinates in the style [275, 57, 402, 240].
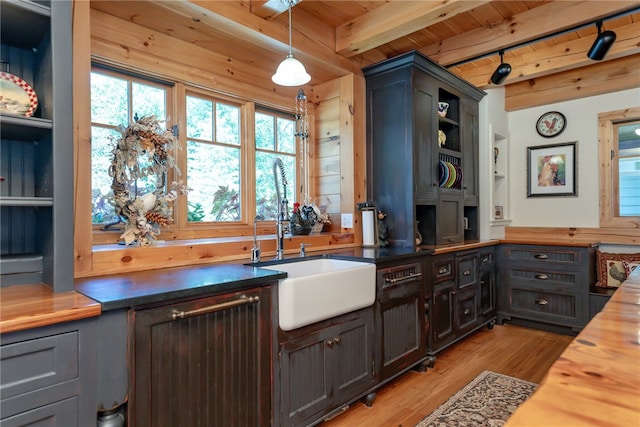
[536, 111, 566, 138]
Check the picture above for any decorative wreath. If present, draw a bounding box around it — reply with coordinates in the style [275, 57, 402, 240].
[109, 115, 189, 246]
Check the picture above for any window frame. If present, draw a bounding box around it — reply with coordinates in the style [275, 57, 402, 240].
[89, 68, 300, 244]
[598, 106, 640, 229]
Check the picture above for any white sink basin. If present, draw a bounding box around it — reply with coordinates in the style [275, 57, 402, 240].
[261, 258, 376, 331]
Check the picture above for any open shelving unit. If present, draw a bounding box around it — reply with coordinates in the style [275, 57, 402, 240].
[1, 0, 73, 290]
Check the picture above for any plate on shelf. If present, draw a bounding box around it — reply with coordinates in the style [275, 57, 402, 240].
[438, 160, 448, 187]
[445, 162, 457, 188]
[0, 72, 38, 117]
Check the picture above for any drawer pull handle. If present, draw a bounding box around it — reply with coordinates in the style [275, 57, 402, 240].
[534, 254, 548, 259]
[463, 270, 471, 276]
[385, 272, 422, 284]
[535, 274, 549, 280]
[463, 308, 471, 315]
[438, 267, 449, 275]
[482, 256, 490, 263]
[326, 337, 341, 347]
[535, 299, 549, 306]
[172, 295, 259, 320]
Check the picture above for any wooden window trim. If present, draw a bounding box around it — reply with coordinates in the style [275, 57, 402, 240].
[598, 106, 640, 229]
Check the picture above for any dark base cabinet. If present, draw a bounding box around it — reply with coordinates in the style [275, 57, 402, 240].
[376, 256, 428, 382]
[497, 244, 596, 332]
[0, 319, 97, 427]
[131, 287, 272, 427]
[278, 308, 375, 427]
[429, 247, 496, 358]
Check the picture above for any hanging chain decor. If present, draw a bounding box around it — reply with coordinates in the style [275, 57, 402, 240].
[108, 115, 190, 246]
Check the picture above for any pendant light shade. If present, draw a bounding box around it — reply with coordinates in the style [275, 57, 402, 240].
[490, 50, 511, 85]
[587, 21, 616, 60]
[272, 0, 311, 86]
[272, 55, 310, 86]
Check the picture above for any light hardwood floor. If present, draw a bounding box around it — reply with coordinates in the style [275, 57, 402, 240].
[322, 324, 573, 427]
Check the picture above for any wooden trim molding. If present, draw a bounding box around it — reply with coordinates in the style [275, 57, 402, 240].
[505, 227, 640, 245]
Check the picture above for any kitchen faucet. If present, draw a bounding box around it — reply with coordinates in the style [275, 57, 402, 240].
[273, 158, 289, 260]
[251, 215, 264, 263]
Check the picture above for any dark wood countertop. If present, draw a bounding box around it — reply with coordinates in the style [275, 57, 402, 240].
[0, 284, 101, 334]
[505, 269, 640, 426]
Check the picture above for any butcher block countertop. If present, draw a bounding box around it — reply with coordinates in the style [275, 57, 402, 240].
[506, 268, 640, 426]
[0, 284, 101, 334]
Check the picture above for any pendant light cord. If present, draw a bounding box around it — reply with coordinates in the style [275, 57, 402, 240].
[287, 0, 293, 56]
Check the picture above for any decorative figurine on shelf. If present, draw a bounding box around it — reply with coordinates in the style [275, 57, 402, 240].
[377, 210, 389, 247]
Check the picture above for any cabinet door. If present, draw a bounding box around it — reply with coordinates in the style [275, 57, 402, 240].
[132, 288, 271, 427]
[454, 287, 479, 335]
[280, 310, 375, 427]
[432, 280, 455, 350]
[414, 79, 437, 204]
[461, 98, 479, 205]
[378, 282, 424, 380]
[479, 268, 495, 319]
[436, 193, 463, 244]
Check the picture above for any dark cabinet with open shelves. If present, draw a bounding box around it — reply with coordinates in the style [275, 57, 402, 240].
[0, 0, 73, 290]
[364, 51, 485, 247]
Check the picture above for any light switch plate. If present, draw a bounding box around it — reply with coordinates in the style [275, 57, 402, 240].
[341, 213, 353, 228]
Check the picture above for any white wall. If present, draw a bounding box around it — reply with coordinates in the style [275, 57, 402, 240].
[506, 88, 640, 227]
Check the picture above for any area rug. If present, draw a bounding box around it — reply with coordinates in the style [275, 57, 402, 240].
[415, 371, 537, 427]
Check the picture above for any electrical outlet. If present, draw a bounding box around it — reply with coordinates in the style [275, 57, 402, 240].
[341, 213, 353, 229]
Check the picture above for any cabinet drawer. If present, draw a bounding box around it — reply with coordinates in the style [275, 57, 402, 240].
[1, 332, 78, 402]
[479, 249, 495, 268]
[378, 261, 423, 294]
[431, 256, 454, 282]
[457, 254, 477, 289]
[503, 245, 585, 268]
[506, 266, 585, 291]
[511, 288, 581, 324]
[0, 396, 78, 427]
[455, 288, 478, 333]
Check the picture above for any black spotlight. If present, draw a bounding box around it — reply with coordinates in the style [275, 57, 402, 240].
[490, 50, 511, 85]
[587, 21, 616, 60]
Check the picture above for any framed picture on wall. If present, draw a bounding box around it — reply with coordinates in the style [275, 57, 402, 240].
[527, 141, 577, 197]
[494, 205, 504, 220]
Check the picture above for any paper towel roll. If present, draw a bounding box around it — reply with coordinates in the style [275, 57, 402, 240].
[362, 210, 376, 247]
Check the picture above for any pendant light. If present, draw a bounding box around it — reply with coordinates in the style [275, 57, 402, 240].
[490, 50, 511, 85]
[587, 21, 616, 61]
[272, 0, 311, 86]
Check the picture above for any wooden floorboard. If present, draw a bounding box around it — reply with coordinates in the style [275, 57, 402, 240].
[322, 324, 573, 427]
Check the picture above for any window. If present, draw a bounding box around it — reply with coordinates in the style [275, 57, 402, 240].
[90, 69, 170, 225]
[185, 93, 242, 222]
[598, 107, 640, 228]
[89, 66, 299, 240]
[255, 110, 297, 220]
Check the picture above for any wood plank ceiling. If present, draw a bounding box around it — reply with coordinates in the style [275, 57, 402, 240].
[91, 1, 640, 93]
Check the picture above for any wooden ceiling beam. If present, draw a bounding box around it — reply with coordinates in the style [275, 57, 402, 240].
[453, 21, 640, 88]
[335, 0, 490, 58]
[504, 54, 640, 111]
[421, 1, 640, 66]
[182, 0, 361, 77]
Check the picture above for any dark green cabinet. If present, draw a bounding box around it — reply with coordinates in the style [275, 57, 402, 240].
[278, 308, 375, 427]
[497, 244, 596, 332]
[376, 256, 428, 382]
[364, 51, 485, 247]
[429, 247, 496, 357]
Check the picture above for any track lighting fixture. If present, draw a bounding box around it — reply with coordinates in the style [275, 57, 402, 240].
[587, 21, 616, 61]
[272, 0, 311, 86]
[490, 50, 511, 85]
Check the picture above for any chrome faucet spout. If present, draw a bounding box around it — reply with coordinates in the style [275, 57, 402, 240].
[273, 158, 289, 260]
